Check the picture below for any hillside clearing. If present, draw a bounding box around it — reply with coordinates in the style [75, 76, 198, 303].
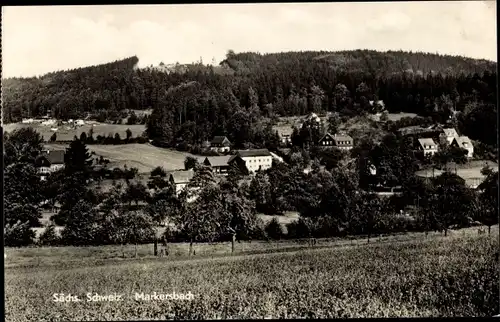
[43, 143, 196, 174]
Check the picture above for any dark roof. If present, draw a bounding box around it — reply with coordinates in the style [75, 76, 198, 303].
[236, 149, 272, 157]
[211, 136, 230, 145]
[204, 156, 232, 167]
[41, 150, 65, 165]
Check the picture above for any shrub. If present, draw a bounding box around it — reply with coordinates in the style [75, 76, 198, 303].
[38, 224, 60, 246]
[265, 217, 284, 240]
[4, 221, 35, 247]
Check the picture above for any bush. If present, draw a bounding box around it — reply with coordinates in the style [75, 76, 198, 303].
[286, 217, 313, 239]
[38, 224, 60, 246]
[4, 221, 35, 247]
[265, 218, 284, 240]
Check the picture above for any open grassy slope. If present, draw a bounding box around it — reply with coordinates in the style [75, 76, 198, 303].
[43, 143, 195, 174]
[5, 226, 498, 320]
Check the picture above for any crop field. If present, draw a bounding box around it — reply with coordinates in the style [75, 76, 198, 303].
[43, 143, 195, 174]
[5, 227, 498, 320]
[3, 123, 146, 142]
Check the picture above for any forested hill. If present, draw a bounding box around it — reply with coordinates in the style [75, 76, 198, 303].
[222, 50, 497, 77]
[1, 50, 497, 149]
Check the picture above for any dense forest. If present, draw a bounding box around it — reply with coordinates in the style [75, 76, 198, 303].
[2, 50, 497, 149]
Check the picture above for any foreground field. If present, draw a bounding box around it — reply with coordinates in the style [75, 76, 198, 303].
[4, 123, 146, 142]
[5, 227, 498, 320]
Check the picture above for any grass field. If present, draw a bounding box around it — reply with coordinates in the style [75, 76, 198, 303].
[3, 123, 146, 142]
[5, 226, 498, 320]
[44, 143, 195, 174]
[415, 160, 498, 188]
[386, 112, 418, 121]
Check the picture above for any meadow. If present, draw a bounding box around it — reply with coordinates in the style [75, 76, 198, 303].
[415, 160, 498, 188]
[3, 123, 146, 142]
[5, 226, 498, 321]
[43, 143, 195, 174]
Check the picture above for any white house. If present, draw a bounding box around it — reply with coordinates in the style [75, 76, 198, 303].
[451, 136, 474, 158]
[169, 170, 195, 195]
[417, 138, 438, 156]
[440, 128, 459, 145]
[209, 136, 231, 153]
[231, 149, 273, 174]
[273, 126, 294, 145]
[35, 150, 65, 180]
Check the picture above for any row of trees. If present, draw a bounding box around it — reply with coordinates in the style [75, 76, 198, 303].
[49, 129, 148, 145]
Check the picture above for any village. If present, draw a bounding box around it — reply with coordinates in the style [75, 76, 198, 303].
[34, 108, 488, 200]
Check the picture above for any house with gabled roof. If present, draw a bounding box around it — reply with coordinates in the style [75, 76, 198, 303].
[229, 149, 273, 174]
[317, 133, 354, 150]
[210, 136, 231, 153]
[440, 128, 459, 145]
[203, 155, 233, 175]
[451, 136, 474, 158]
[417, 138, 438, 156]
[273, 125, 294, 145]
[169, 170, 195, 195]
[35, 149, 65, 180]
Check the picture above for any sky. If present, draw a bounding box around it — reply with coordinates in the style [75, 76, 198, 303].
[1, 2, 497, 78]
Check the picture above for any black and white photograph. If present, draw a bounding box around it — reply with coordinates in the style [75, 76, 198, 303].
[2, 2, 499, 320]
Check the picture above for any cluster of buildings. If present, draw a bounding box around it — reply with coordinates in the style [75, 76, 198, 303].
[22, 117, 87, 131]
[407, 126, 474, 158]
[273, 113, 355, 150]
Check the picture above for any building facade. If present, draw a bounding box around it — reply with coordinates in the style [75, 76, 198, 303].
[451, 136, 474, 158]
[203, 156, 232, 175]
[417, 138, 438, 156]
[230, 149, 273, 174]
[35, 149, 66, 180]
[210, 136, 231, 153]
[318, 133, 354, 150]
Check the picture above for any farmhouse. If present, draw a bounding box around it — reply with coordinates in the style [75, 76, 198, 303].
[230, 149, 273, 174]
[210, 136, 231, 153]
[202, 156, 232, 175]
[451, 136, 474, 158]
[318, 133, 354, 150]
[297, 112, 321, 129]
[439, 128, 459, 145]
[417, 138, 438, 156]
[273, 125, 294, 145]
[35, 149, 65, 180]
[169, 170, 195, 195]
